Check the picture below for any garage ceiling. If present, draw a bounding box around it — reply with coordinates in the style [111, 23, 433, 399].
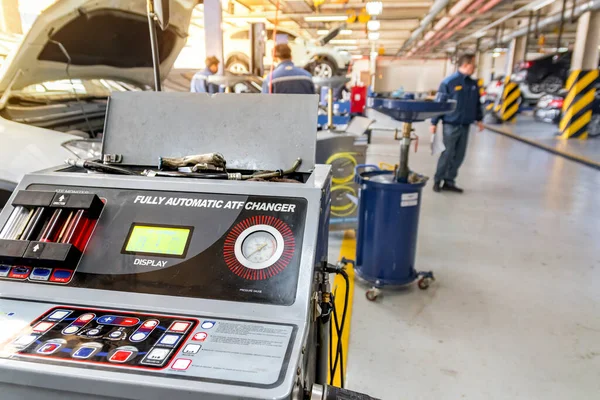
[186, 0, 585, 58]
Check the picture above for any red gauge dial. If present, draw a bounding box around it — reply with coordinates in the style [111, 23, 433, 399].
[223, 216, 295, 280]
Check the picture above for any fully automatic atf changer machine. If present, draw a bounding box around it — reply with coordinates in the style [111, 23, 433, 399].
[0, 93, 375, 400]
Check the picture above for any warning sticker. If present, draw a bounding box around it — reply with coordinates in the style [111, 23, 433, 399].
[401, 192, 419, 207]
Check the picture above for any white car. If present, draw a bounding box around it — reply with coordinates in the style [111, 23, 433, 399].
[224, 27, 352, 78]
[0, 0, 196, 208]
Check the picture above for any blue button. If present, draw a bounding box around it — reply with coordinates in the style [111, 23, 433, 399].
[98, 316, 116, 324]
[53, 270, 71, 279]
[0, 265, 10, 273]
[32, 268, 51, 277]
[157, 333, 182, 347]
[73, 346, 96, 359]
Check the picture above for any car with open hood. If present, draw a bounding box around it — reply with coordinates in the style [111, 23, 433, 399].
[0, 0, 196, 208]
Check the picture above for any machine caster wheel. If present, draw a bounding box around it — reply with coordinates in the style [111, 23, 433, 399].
[365, 288, 380, 301]
[418, 277, 432, 290]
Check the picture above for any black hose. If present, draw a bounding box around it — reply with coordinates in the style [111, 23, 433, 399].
[66, 159, 138, 175]
[329, 268, 350, 388]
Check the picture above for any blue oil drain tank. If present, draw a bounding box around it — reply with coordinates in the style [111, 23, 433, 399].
[355, 167, 426, 286]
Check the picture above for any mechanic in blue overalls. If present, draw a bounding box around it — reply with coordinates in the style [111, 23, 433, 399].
[262, 44, 315, 94]
[190, 56, 220, 93]
[430, 53, 484, 194]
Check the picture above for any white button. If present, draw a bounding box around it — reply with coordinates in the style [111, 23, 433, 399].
[79, 314, 94, 322]
[143, 320, 158, 328]
[33, 321, 55, 333]
[171, 358, 192, 370]
[13, 334, 37, 346]
[201, 321, 215, 329]
[63, 326, 79, 334]
[169, 322, 190, 332]
[131, 333, 146, 341]
[182, 344, 201, 354]
[147, 348, 170, 361]
[48, 310, 69, 320]
[87, 329, 100, 335]
[109, 331, 121, 338]
[159, 334, 180, 345]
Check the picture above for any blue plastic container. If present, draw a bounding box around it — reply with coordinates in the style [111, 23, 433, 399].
[355, 166, 426, 286]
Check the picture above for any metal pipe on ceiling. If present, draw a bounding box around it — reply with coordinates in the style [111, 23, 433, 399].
[397, 0, 451, 54]
[500, 0, 600, 43]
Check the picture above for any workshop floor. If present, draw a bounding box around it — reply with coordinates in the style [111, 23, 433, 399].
[328, 119, 600, 400]
[486, 115, 600, 165]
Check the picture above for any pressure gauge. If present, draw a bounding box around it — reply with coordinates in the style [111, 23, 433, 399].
[234, 225, 284, 270]
[241, 231, 277, 264]
[224, 216, 296, 280]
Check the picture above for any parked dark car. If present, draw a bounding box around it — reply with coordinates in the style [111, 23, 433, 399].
[513, 52, 579, 94]
[534, 92, 600, 137]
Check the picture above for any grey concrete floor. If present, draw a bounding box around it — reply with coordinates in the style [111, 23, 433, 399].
[489, 115, 600, 164]
[332, 118, 600, 400]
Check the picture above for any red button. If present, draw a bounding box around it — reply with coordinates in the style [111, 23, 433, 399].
[109, 350, 133, 363]
[192, 332, 208, 342]
[50, 269, 73, 283]
[121, 318, 139, 327]
[168, 321, 191, 333]
[8, 266, 31, 279]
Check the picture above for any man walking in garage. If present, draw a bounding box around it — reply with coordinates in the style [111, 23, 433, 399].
[190, 56, 221, 93]
[430, 53, 484, 193]
[262, 44, 315, 94]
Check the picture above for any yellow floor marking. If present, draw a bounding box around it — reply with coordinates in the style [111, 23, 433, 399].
[329, 229, 356, 386]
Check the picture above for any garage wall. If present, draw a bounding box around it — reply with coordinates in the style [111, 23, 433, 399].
[352, 58, 448, 92]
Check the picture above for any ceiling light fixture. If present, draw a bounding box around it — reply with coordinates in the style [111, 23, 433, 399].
[367, 20, 380, 31]
[368, 31, 380, 41]
[304, 15, 348, 22]
[366, 1, 383, 16]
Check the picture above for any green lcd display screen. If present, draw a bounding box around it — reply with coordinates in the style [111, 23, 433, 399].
[123, 224, 193, 257]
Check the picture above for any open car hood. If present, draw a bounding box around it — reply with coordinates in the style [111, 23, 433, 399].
[0, 0, 197, 94]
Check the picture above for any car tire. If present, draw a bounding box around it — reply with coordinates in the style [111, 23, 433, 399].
[542, 76, 564, 94]
[588, 113, 600, 137]
[529, 82, 543, 94]
[311, 58, 337, 78]
[226, 56, 250, 74]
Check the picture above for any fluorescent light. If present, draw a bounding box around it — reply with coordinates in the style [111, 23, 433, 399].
[368, 32, 380, 41]
[492, 52, 501, 58]
[305, 15, 348, 22]
[531, 0, 555, 11]
[367, 20, 381, 31]
[317, 29, 353, 35]
[366, 1, 383, 16]
[330, 39, 358, 44]
[352, 55, 364, 59]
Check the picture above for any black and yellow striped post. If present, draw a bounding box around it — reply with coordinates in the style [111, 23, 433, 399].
[559, 69, 599, 139]
[478, 78, 485, 96]
[499, 77, 521, 123]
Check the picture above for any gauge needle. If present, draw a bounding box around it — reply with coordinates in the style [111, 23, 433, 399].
[247, 243, 268, 258]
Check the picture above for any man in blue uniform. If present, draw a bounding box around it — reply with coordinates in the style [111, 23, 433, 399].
[190, 56, 220, 93]
[430, 53, 483, 193]
[262, 44, 315, 94]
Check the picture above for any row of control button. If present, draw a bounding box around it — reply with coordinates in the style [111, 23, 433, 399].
[0, 265, 72, 283]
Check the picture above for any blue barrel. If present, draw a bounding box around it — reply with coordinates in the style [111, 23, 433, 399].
[355, 166, 426, 286]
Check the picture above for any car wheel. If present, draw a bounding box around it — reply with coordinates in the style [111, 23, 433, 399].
[226, 57, 249, 74]
[588, 113, 600, 137]
[311, 59, 336, 78]
[529, 82, 543, 94]
[542, 76, 564, 94]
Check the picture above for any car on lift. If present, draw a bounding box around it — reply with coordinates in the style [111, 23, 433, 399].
[0, 0, 197, 208]
[512, 51, 600, 95]
[533, 92, 600, 137]
[224, 27, 352, 78]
